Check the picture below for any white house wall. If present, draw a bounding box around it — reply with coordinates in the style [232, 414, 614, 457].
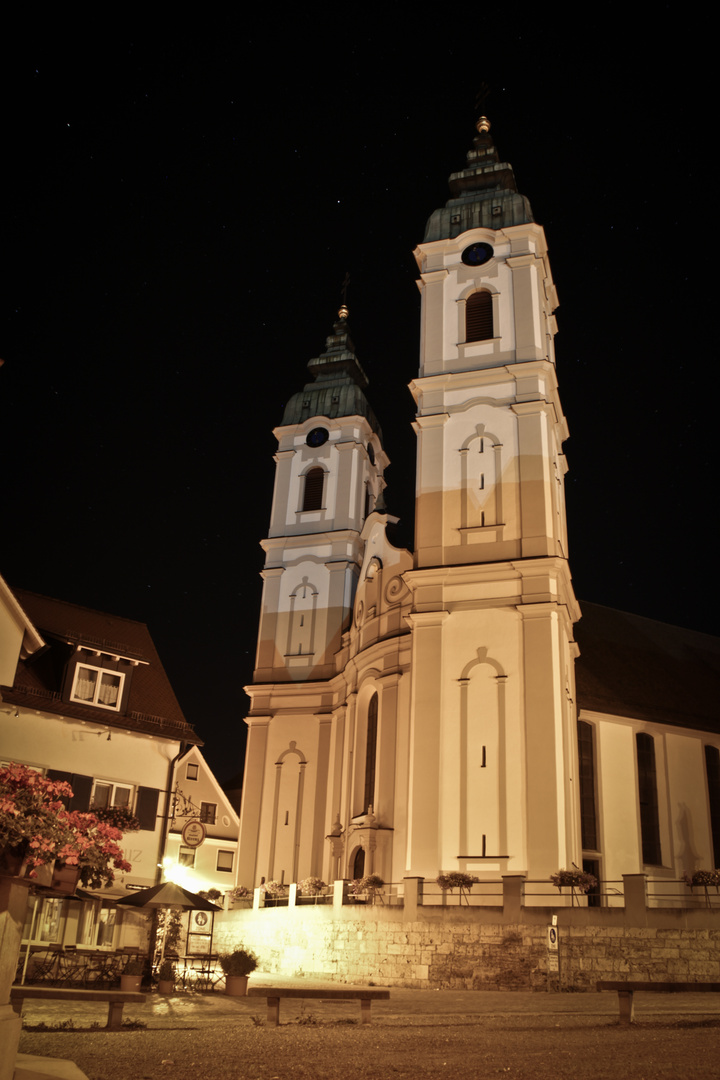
[2, 708, 176, 888]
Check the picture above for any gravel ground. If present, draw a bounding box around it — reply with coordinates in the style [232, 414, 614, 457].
[17, 993, 720, 1080]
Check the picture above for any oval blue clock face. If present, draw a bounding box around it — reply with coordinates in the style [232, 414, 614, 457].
[462, 242, 494, 267]
[306, 427, 329, 447]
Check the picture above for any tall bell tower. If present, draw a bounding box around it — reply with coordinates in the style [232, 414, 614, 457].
[405, 116, 582, 881]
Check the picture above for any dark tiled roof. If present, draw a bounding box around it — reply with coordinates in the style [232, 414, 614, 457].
[3, 588, 200, 744]
[575, 602, 720, 735]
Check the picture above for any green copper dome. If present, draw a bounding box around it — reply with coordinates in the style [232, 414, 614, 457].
[423, 117, 534, 242]
[282, 311, 382, 438]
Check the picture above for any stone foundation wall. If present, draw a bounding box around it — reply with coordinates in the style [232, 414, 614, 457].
[213, 905, 720, 991]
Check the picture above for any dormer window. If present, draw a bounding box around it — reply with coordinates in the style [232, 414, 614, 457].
[70, 664, 124, 711]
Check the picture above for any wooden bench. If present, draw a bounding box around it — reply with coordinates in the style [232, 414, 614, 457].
[10, 986, 146, 1031]
[247, 986, 390, 1026]
[597, 980, 720, 1024]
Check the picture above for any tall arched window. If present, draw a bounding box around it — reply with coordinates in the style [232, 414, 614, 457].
[705, 745, 720, 868]
[636, 732, 662, 865]
[578, 721, 598, 851]
[302, 467, 324, 511]
[466, 290, 493, 342]
[363, 693, 378, 813]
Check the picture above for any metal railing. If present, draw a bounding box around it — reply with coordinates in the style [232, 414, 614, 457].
[646, 877, 720, 909]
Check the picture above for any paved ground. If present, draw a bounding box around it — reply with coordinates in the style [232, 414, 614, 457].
[16, 976, 720, 1080]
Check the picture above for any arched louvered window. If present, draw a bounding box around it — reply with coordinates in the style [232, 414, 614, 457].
[363, 693, 378, 814]
[302, 467, 324, 511]
[466, 290, 493, 342]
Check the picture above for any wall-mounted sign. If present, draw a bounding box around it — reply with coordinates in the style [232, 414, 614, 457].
[182, 820, 206, 848]
[546, 923, 559, 972]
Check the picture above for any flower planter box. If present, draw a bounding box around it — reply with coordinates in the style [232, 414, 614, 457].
[52, 864, 81, 894]
[120, 974, 142, 992]
[157, 979, 174, 995]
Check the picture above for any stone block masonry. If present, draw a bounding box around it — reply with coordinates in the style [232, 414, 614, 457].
[213, 905, 720, 991]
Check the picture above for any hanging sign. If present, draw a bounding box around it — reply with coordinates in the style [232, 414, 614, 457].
[182, 820, 207, 848]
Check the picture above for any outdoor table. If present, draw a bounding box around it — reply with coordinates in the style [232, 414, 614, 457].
[180, 954, 223, 991]
[79, 949, 122, 987]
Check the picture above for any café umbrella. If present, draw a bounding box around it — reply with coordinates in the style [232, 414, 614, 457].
[116, 881, 222, 963]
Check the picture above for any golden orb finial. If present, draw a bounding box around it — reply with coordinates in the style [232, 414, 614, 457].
[476, 115, 491, 135]
[338, 304, 349, 321]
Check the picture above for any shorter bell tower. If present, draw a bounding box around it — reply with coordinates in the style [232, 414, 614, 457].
[253, 307, 388, 684]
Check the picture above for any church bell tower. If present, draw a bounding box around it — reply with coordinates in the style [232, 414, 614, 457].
[253, 307, 388, 684]
[404, 115, 582, 881]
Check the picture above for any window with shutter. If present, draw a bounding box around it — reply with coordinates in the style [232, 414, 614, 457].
[466, 291, 493, 342]
[302, 467, 325, 511]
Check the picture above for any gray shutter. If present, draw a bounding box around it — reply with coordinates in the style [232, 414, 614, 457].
[69, 774, 93, 811]
[46, 769, 73, 809]
[136, 787, 160, 831]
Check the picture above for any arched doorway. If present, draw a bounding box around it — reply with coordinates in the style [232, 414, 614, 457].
[351, 847, 365, 879]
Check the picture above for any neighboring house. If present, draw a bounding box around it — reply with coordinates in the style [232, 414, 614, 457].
[0, 580, 212, 949]
[165, 743, 240, 898]
[236, 116, 720, 898]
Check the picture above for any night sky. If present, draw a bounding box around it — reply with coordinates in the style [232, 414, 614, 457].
[3, 15, 712, 784]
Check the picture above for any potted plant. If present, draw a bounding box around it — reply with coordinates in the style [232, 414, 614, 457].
[260, 880, 287, 906]
[550, 868, 598, 906]
[681, 869, 720, 907]
[348, 874, 385, 904]
[219, 947, 258, 996]
[0, 763, 130, 886]
[229, 885, 253, 907]
[297, 876, 327, 903]
[198, 888, 223, 901]
[120, 958, 145, 991]
[156, 958, 175, 994]
[0, 765, 73, 877]
[90, 805, 141, 833]
[436, 872, 480, 906]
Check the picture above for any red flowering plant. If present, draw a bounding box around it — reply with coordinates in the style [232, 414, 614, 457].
[0, 764, 73, 874]
[61, 813, 131, 888]
[90, 805, 140, 833]
[0, 763, 131, 886]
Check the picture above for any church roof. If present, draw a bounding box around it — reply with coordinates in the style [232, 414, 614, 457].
[575, 601, 720, 735]
[423, 116, 535, 242]
[2, 587, 200, 744]
[282, 309, 382, 437]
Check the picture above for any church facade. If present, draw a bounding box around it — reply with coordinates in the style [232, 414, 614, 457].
[236, 118, 720, 898]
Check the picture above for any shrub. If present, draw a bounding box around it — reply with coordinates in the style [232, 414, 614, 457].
[219, 948, 258, 977]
